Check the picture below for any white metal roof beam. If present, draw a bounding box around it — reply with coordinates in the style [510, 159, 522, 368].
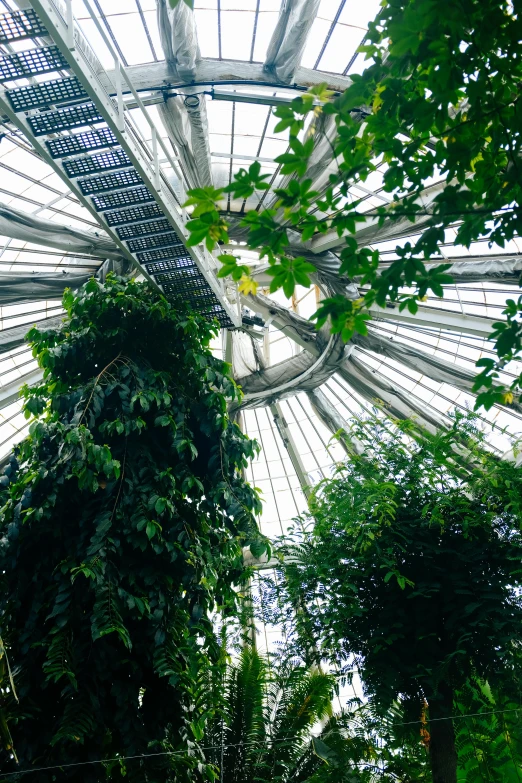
[0, 203, 119, 259]
[352, 334, 522, 415]
[102, 60, 353, 95]
[270, 402, 313, 496]
[337, 356, 448, 434]
[243, 294, 506, 413]
[367, 303, 497, 338]
[306, 388, 364, 456]
[0, 368, 43, 410]
[241, 291, 319, 353]
[0, 316, 64, 356]
[311, 179, 448, 253]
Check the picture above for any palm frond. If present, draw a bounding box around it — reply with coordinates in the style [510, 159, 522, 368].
[222, 647, 267, 781]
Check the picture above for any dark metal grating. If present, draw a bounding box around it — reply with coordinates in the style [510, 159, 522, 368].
[91, 186, 154, 211]
[166, 291, 221, 307]
[127, 232, 181, 253]
[103, 203, 163, 227]
[145, 256, 196, 275]
[64, 149, 131, 178]
[207, 308, 234, 328]
[116, 218, 171, 240]
[162, 269, 210, 290]
[78, 169, 142, 196]
[47, 128, 119, 159]
[163, 284, 233, 326]
[137, 245, 192, 264]
[7, 77, 87, 112]
[0, 9, 47, 44]
[163, 283, 217, 303]
[145, 257, 195, 275]
[155, 268, 204, 285]
[151, 262, 233, 326]
[0, 13, 233, 329]
[28, 102, 103, 136]
[153, 261, 234, 327]
[0, 46, 69, 82]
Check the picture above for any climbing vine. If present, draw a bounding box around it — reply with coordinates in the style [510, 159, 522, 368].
[0, 275, 262, 781]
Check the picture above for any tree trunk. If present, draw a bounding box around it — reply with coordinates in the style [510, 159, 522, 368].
[429, 682, 457, 783]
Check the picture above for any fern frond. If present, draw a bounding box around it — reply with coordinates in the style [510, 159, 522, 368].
[42, 630, 77, 688]
[90, 582, 131, 649]
[50, 692, 97, 746]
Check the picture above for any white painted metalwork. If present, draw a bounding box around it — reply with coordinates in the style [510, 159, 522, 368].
[8, 0, 240, 326]
[0, 0, 519, 528]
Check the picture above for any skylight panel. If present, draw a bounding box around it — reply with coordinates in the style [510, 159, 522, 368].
[317, 23, 365, 73]
[231, 136, 267, 157]
[234, 101, 273, 136]
[103, 13, 156, 66]
[220, 9, 256, 60]
[194, 6, 220, 58]
[300, 16, 331, 70]
[251, 2, 280, 63]
[258, 136, 287, 158]
[139, 8, 162, 60]
[339, 0, 381, 29]
[0, 404, 29, 461]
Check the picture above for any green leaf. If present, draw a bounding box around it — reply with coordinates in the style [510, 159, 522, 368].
[146, 521, 157, 540]
[249, 540, 267, 559]
[155, 497, 167, 515]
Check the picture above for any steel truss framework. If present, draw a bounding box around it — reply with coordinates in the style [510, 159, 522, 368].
[0, 0, 519, 564]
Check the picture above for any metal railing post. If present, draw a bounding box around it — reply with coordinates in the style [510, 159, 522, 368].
[65, 0, 75, 50]
[113, 58, 125, 132]
[152, 127, 160, 191]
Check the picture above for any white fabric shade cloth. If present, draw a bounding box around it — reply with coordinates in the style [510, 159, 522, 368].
[0, 0, 519, 534]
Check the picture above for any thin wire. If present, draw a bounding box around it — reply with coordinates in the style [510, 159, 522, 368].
[3, 707, 522, 779]
[0, 739, 306, 779]
[395, 706, 522, 727]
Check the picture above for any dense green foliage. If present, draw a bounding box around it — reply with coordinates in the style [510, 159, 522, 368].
[0, 276, 262, 781]
[203, 645, 394, 783]
[184, 0, 522, 409]
[202, 647, 522, 782]
[205, 647, 338, 782]
[453, 681, 522, 781]
[263, 416, 522, 781]
[331, 682, 522, 781]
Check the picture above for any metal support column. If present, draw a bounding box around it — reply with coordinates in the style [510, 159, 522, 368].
[270, 402, 313, 498]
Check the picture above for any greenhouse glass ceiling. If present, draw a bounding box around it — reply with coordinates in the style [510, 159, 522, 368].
[0, 0, 520, 570]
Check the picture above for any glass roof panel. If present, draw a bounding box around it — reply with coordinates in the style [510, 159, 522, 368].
[0, 0, 519, 557]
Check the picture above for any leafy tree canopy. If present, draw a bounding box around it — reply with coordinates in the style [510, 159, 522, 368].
[0, 275, 262, 782]
[183, 0, 522, 410]
[205, 646, 336, 782]
[262, 415, 522, 782]
[203, 645, 384, 783]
